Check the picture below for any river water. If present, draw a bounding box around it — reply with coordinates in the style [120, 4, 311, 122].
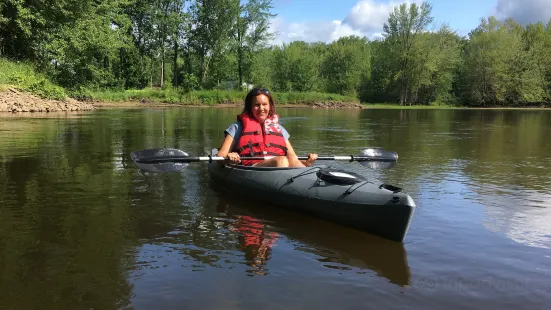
[1, 107, 550, 309]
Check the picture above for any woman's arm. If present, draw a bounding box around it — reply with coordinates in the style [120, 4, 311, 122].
[216, 134, 240, 165]
[285, 140, 317, 167]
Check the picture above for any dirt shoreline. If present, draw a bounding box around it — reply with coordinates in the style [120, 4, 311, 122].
[0, 88, 96, 112]
[91, 99, 365, 109]
[4, 89, 548, 113]
[0, 88, 364, 113]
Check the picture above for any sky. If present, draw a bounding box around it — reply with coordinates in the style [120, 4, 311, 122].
[268, 0, 551, 45]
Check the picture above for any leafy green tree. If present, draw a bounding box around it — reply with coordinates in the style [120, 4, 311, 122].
[409, 25, 461, 104]
[189, 0, 237, 87]
[232, 0, 275, 87]
[321, 36, 370, 96]
[382, 2, 434, 105]
[522, 21, 551, 103]
[45, 0, 134, 89]
[0, 0, 63, 60]
[455, 17, 548, 106]
[361, 39, 397, 103]
[271, 41, 319, 92]
[249, 47, 274, 88]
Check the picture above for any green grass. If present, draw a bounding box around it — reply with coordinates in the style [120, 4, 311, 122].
[0, 59, 35, 85]
[90, 88, 359, 105]
[0, 58, 67, 100]
[362, 103, 459, 109]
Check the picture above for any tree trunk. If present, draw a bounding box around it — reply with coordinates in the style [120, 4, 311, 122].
[238, 47, 243, 88]
[173, 39, 179, 87]
[400, 56, 409, 105]
[119, 48, 126, 89]
[200, 54, 205, 85]
[150, 56, 154, 88]
[161, 46, 165, 88]
[202, 57, 210, 86]
[201, 49, 210, 86]
[237, 26, 244, 88]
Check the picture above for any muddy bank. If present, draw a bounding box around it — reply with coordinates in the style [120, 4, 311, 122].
[0, 87, 363, 112]
[92, 99, 365, 109]
[0, 88, 96, 112]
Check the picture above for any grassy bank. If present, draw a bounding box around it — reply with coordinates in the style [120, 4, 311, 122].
[363, 103, 457, 109]
[3, 58, 546, 109]
[0, 58, 68, 100]
[0, 58, 358, 106]
[90, 88, 360, 105]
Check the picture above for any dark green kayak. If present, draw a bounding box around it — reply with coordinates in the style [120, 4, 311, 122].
[207, 149, 416, 243]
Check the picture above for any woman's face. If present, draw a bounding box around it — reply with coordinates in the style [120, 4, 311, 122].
[252, 94, 270, 123]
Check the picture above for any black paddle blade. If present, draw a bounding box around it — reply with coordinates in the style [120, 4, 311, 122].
[130, 148, 189, 173]
[359, 148, 398, 169]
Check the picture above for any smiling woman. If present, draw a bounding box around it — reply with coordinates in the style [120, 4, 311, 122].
[216, 88, 318, 167]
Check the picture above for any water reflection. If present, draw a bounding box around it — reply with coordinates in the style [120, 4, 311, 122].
[228, 214, 279, 276]
[478, 185, 551, 249]
[3, 108, 551, 309]
[215, 193, 411, 286]
[0, 156, 135, 310]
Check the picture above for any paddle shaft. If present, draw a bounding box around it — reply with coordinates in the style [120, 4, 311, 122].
[135, 155, 396, 164]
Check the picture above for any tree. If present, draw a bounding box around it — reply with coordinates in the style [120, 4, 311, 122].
[361, 39, 397, 103]
[232, 0, 275, 88]
[0, 0, 62, 60]
[249, 47, 274, 88]
[321, 36, 370, 96]
[456, 17, 547, 106]
[189, 0, 237, 87]
[383, 2, 434, 105]
[271, 42, 319, 92]
[409, 25, 461, 104]
[45, 0, 134, 89]
[522, 21, 551, 103]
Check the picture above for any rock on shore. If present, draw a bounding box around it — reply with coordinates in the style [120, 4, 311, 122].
[308, 101, 363, 108]
[0, 88, 96, 112]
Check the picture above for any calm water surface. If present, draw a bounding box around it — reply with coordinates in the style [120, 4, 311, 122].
[1, 108, 550, 309]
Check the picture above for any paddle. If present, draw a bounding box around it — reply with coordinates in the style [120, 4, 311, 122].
[130, 147, 398, 173]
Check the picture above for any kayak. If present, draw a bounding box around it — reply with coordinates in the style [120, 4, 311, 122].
[207, 149, 416, 243]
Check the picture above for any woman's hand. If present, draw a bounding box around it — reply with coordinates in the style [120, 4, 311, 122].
[226, 152, 241, 164]
[305, 153, 318, 166]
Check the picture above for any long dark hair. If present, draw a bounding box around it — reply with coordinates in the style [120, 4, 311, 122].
[242, 88, 276, 118]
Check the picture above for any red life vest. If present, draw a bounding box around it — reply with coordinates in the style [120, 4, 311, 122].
[236, 113, 287, 166]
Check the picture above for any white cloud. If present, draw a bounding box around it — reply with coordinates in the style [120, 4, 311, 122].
[268, 17, 363, 45]
[494, 0, 551, 25]
[269, 0, 420, 45]
[343, 0, 400, 33]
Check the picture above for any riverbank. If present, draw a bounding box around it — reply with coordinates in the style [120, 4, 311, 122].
[0, 87, 95, 112]
[91, 99, 364, 109]
[2, 87, 549, 113]
[0, 87, 363, 113]
[90, 89, 363, 108]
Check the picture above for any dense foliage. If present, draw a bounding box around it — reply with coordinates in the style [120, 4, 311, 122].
[1, 1, 551, 106]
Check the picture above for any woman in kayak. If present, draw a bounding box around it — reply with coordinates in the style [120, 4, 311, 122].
[217, 87, 318, 167]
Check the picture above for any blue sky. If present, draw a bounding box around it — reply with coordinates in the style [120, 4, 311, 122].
[268, 0, 551, 44]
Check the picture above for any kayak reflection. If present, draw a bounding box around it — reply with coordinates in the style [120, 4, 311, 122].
[216, 194, 411, 286]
